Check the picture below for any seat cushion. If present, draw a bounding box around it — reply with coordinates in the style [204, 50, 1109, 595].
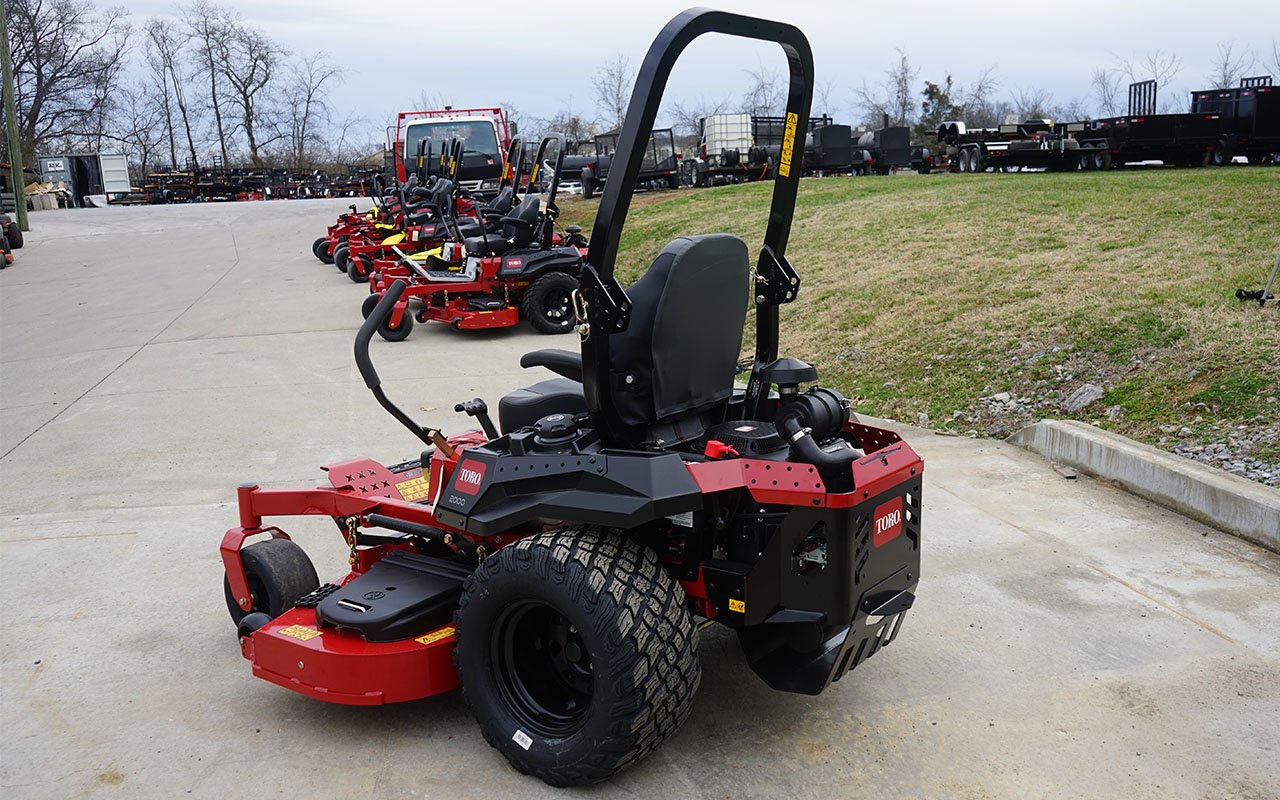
[498, 378, 586, 434]
[465, 233, 510, 256]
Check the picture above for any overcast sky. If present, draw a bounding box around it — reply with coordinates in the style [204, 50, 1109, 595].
[128, 0, 1279, 136]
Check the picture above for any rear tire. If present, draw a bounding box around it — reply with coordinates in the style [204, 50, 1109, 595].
[580, 175, 595, 200]
[1211, 139, 1232, 167]
[521, 272, 578, 334]
[222, 538, 319, 626]
[6, 222, 23, 249]
[453, 528, 700, 787]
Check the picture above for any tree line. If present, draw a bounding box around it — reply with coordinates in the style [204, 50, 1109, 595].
[5, 0, 366, 179]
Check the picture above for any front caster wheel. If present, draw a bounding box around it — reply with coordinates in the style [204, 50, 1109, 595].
[222, 538, 319, 627]
[453, 528, 701, 787]
[360, 292, 380, 320]
[347, 254, 373, 283]
[376, 309, 413, 341]
[312, 237, 332, 263]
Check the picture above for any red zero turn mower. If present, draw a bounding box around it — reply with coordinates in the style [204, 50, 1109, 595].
[221, 9, 922, 787]
[338, 140, 519, 284]
[362, 135, 588, 339]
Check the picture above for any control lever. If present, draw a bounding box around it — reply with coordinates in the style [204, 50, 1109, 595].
[454, 399, 499, 441]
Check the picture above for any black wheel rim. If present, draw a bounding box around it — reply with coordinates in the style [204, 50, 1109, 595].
[491, 600, 593, 738]
[542, 288, 573, 328]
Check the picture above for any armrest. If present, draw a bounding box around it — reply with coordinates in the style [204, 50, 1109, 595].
[519, 349, 582, 382]
[500, 215, 536, 228]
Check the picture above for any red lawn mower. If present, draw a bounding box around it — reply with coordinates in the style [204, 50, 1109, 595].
[360, 135, 588, 338]
[220, 8, 922, 787]
[337, 139, 528, 284]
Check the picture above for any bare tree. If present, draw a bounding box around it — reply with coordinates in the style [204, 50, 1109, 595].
[743, 63, 784, 117]
[813, 79, 835, 118]
[592, 54, 634, 131]
[1269, 41, 1280, 82]
[413, 91, 455, 110]
[1116, 50, 1184, 112]
[958, 65, 1001, 127]
[285, 51, 343, 169]
[1207, 41, 1254, 89]
[669, 94, 732, 139]
[1012, 87, 1053, 120]
[535, 108, 598, 153]
[144, 18, 198, 168]
[1091, 67, 1122, 117]
[104, 83, 166, 179]
[854, 48, 919, 127]
[219, 23, 284, 166]
[7, 0, 132, 162]
[184, 0, 236, 166]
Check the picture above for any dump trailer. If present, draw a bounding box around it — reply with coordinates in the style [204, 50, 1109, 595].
[1191, 76, 1280, 164]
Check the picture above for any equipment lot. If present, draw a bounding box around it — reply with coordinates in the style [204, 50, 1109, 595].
[2, 199, 1277, 799]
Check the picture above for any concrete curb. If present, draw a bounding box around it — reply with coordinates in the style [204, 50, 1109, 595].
[1009, 419, 1280, 553]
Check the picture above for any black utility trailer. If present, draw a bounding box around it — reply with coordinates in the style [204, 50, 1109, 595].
[1191, 77, 1280, 164]
[580, 128, 680, 198]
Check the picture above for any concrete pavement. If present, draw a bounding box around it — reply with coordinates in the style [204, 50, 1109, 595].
[2, 200, 1277, 799]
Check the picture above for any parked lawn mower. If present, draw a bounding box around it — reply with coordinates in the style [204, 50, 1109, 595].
[361, 135, 589, 338]
[220, 8, 922, 787]
[337, 139, 526, 284]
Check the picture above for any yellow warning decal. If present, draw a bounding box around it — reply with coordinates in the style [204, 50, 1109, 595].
[279, 625, 322, 641]
[729, 598, 745, 614]
[778, 112, 799, 178]
[395, 473, 432, 502]
[416, 625, 456, 646]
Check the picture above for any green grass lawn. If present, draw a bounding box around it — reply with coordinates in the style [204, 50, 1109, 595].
[556, 168, 1279, 470]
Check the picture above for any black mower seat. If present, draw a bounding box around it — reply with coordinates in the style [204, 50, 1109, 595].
[482, 186, 515, 216]
[610, 234, 750, 426]
[456, 219, 485, 238]
[498, 378, 586, 434]
[465, 233, 510, 256]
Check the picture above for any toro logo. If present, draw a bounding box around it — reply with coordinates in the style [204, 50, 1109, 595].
[872, 496, 904, 548]
[454, 460, 487, 495]
[505, 258, 523, 269]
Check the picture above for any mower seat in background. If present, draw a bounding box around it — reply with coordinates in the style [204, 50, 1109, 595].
[465, 233, 510, 256]
[482, 186, 515, 216]
[504, 197, 541, 247]
[497, 379, 587, 434]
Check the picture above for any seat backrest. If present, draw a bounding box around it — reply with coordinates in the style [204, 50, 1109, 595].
[487, 186, 515, 215]
[428, 178, 454, 213]
[503, 196, 541, 245]
[608, 234, 749, 427]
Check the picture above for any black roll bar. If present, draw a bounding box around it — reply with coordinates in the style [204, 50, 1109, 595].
[580, 7, 814, 444]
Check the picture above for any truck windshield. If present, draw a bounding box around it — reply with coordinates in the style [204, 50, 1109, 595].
[403, 121, 500, 161]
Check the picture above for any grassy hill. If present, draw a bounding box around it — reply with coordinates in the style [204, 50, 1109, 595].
[556, 168, 1280, 482]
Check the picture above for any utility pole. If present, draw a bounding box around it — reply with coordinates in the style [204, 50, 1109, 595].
[1, 0, 30, 232]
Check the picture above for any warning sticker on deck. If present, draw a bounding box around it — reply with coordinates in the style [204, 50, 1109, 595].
[279, 625, 321, 641]
[729, 598, 745, 614]
[415, 625, 456, 646]
[395, 473, 432, 502]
